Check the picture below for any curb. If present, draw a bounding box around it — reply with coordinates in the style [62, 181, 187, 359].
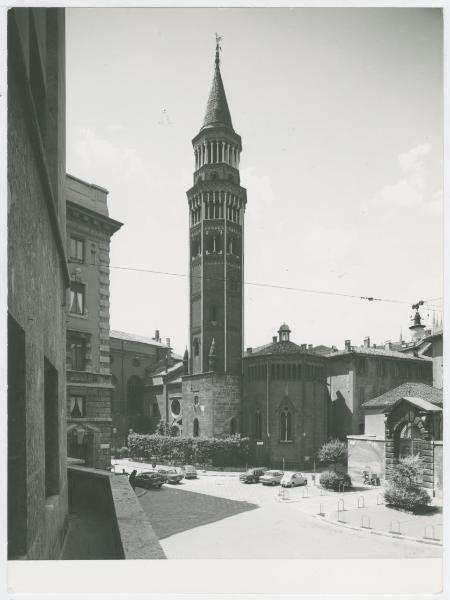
[313, 513, 442, 547]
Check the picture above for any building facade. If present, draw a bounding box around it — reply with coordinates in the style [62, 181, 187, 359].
[242, 325, 328, 470]
[348, 383, 443, 497]
[66, 174, 122, 469]
[110, 330, 173, 446]
[326, 338, 433, 439]
[7, 8, 69, 559]
[182, 39, 246, 438]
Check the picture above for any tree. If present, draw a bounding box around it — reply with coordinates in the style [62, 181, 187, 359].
[317, 439, 347, 469]
[155, 419, 174, 436]
[384, 456, 431, 512]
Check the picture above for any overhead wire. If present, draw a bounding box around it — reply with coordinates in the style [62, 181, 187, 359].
[105, 263, 444, 311]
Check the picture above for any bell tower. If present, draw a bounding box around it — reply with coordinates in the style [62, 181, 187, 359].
[187, 38, 246, 377]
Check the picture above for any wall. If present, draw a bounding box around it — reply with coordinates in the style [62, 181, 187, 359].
[182, 372, 242, 438]
[327, 352, 433, 438]
[431, 336, 443, 389]
[243, 354, 328, 470]
[433, 441, 443, 498]
[347, 436, 386, 484]
[364, 411, 386, 438]
[66, 175, 122, 469]
[110, 335, 171, 444]
[67, 466, 165, 559]
[7, 8, 68, 559]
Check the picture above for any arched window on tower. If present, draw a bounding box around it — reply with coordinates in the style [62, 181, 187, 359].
[228, 236, 233, 255]
[193, 418, 200, 437]
[193, 339, 200, 357]
[280, 408, 292, 442]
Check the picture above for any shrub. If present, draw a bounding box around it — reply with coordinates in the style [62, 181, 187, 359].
[127, 433, 250, 468]
[118, 446, 129, 458]
[384, 456, 431, 512]
[384, 484, 431, 512]
[319, 470, 352, 491]
[317, 439, 347, 468]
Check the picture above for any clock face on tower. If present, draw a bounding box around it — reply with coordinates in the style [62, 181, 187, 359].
[187, 43, 246, 377]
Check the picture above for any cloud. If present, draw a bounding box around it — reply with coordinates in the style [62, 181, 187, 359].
[75, 127, 147, 181]
[375, 143, 440, 213]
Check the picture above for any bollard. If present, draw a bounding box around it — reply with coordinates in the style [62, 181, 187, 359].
[376, 494, 384, 505]
[357, 496, 365, 509]
[389, 520, 401, 535]
[361, 515, 371, 530]
[423, 525, 437, 541]
[337, 498, 345, 523]
[302, 486, 309, 498]
[318, 503, 325, 517]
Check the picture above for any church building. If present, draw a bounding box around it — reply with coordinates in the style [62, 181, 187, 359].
[181, 39, 246, 438]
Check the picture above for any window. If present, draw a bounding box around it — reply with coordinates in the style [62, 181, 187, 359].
[193, 418, 200, 437]
[171, 398, 181, 417]
[69, 335, 86, 371]
[133, 357, 141, 368]
[376, 360, 386, 377]
[280, 408, 292, 442]
[193, 339, 200, 356]
[127, 375, 143, 415]
[254, 409, 263, 441]
[230, 417, 237, 435]
[152, 402, 160, 418]
[359, 387, 366, 405]
[194, 395, 199, 408]
[70, 282, 85, 315]
[70, 395, 86, 418]
[210, 305, 218, 323]
[70, 236, 84, 262]
[44, 358, 60, 497]
[358, 422, 364, 434]
[356, 358, 368, 376]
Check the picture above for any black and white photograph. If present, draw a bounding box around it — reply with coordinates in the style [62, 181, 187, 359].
[3, 3, 446, 597]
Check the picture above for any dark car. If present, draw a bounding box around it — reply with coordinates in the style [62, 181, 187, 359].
[134, 471, 164, 489]
[239, 467, 268, 484]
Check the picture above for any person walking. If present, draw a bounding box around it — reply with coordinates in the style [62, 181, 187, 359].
[129, 469, 137, 490]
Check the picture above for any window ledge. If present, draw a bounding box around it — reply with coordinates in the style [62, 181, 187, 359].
[279, 440, 294, 444]
[69, 312, 88, 320]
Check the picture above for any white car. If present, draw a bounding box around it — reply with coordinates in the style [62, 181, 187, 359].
[259, 470, 284, 486]
[281, 472, 308, 488]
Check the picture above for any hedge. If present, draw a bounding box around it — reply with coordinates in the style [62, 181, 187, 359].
[319, 470, 352, 491]
[127, 433, 250, 467]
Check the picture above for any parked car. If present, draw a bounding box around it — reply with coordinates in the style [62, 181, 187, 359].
[259, 470, 284, 486]
[157, 467, 184, 484]
[134, 471, 164, 489]
[281, 472, 308, 488]
[239, 467, 268, 484]
[183, 465, 198, 479]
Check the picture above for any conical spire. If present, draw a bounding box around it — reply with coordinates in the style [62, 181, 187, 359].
[202, 36, 233, 131]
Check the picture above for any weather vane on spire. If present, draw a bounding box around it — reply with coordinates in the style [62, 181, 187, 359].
[215, 33, 223, 66]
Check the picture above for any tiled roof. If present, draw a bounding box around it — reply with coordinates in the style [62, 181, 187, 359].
[202, 63, 233, 130]
[110, 330, 169, 348]
[362, 382, 442, 411]
[244, 340, 319, 358]
[325, 346, 431, 361]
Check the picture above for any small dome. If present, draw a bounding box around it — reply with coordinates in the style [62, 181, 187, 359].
[278, 323, 291, 333]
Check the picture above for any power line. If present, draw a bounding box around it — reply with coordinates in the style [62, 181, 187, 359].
[107, 263, 443, 310]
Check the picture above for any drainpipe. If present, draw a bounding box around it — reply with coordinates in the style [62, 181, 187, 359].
[121, 339, 125, 445]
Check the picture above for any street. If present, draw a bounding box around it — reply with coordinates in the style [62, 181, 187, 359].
[133, 471, 442, 559]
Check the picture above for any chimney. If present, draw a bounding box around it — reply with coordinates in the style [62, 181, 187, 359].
[331, 345, 338, 353]
[385, 340, 392, 351]
[301, 344, 307, 350]
[272, 336, 278, 343]
[247, 347, 253, 354]
[154, 329, 160, 342]
[363, 337, 370, 348]
[166, 337, 171, 348]
[373, 343, 377, 348]
[345, 340, 351, 351]
[308, 344, 313, 351]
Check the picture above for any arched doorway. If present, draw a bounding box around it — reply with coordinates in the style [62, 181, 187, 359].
[395, 421, 422, 459]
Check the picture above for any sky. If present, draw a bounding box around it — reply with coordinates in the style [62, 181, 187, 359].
[66, 7, 443, 356]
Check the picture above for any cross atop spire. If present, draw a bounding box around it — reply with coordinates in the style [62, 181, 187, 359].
[202, 35, 233, 131]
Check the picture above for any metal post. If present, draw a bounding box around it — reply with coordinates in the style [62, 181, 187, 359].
[357, 496, 365, 508]
[318, 503, 325, 516]
[377, 493, 384, 505]
[361, 515, 371, 530]
[389, 520, 401, 535]
[424, 525, 436, 540]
